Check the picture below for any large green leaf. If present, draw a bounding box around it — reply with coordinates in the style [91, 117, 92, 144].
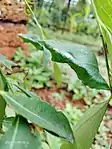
[61, 100, 109, 149]
[0, 116, 42, 149]
[0, 92, 74, 143]
[19, 34, 109, 90]
[73, 100, 109, 149]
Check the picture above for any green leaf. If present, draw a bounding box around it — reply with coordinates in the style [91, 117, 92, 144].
[19, 34, 41, 50]
[3, 117, 14, 132]
[53, 63, 62, 86]
[0, 92, 74, 143]
[0, 55, 15, 70]
[91, 0, 112, 63]
[19, 34, 109, 90]
[0, 96, 6, 130]
[42, 142, 50, 149]
[45, 132, 61, 149]
[0, 116, 42, 149]
[73, 100, 109, 149]
[61, 142, 77, 149]
[0, 70, 9, 130]
[44, 40, 109, 90]
[0, 70, 9, 91]
[92, 0, 112, 33]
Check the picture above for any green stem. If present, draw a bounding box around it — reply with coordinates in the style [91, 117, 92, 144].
[100, 34, 112, 94]
[24, 0, 45, 38]
[91, 0, 112, 95]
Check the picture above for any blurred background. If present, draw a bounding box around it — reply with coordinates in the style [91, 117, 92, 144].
[28, 0, 101, 48]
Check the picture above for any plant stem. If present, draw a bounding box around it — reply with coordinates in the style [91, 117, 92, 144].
[91, 0, 112, 95]
[24, 0, 45, 38]
[100, 34, 112, 94]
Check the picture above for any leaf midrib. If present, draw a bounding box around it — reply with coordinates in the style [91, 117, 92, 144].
[9, 116, 19, 149]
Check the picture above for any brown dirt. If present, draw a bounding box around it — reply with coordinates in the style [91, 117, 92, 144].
[0, 23, 26, 47]
[0, 0, 28, 59]
[0, 22, 28, 59]
[0, 46, 28, 59]
[32, 83, 86, 110]
[0, 0, 27, 22]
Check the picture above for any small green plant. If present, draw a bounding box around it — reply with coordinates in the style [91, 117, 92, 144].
[64, 103, 83, 125]
[68, 80, 106, 105]
[12, 48, 53, 89]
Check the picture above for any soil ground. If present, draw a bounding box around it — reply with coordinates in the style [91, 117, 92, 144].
[32, 82, 86, 110]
